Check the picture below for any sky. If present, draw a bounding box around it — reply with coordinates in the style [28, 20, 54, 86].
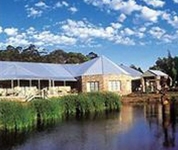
[0, 0, 178, 71]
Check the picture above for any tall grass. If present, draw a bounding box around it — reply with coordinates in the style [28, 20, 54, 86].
[30, 99, 63, 122]
[0, 92, 121, 130]
[0, 101, 36, 130]
[60, 92, 121, 115]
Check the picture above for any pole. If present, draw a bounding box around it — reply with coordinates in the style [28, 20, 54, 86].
[11, 80, 14, 95]
[38, 80, 40, 89]
[17, 79, 20, 87]
[29, 80, 32, 87]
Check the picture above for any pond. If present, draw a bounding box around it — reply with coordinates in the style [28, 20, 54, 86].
[0, 104, 178, 150]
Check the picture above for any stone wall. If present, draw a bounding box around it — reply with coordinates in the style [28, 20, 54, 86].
[81, 75, 104, 92]
[81, 74, 132, 95]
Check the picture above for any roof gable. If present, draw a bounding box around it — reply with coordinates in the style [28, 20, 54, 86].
[74, 56, 128, 76]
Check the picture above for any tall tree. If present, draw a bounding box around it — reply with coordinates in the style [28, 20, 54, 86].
[150, 51, 178, 86]
[0, 45, 94, 64]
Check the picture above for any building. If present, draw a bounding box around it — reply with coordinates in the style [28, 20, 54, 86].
[119, 64, 142, 92]
[0, 56, 136, 99]
[141, 70, 169, 93]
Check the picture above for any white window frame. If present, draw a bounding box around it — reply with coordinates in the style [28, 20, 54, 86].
[108, 80, 121, 92]
[86, 81, 99, 92]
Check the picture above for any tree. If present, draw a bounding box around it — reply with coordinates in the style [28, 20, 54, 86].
[0, 45, 20, 61]
[20, 44, 42, 62]
[46, 49, 67, 63]
[0, 44, 93, 64]
[150, 51, 178, 86]
[130, 64, 143, 73]
[66, 52, 89, 64]
[86, 52, 98, 59]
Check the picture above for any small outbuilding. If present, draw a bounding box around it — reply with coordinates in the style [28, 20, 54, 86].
[141, 70, 169, 93]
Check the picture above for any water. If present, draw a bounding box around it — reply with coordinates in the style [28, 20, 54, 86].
[0, 104, 178, 150]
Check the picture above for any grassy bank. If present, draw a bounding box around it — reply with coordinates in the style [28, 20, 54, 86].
[0, 92, 121, 131]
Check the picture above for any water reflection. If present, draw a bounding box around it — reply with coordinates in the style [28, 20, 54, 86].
[145, 99, 177, 148]
[0, 130, 29, 150]
[0, 104, 177, 150]
[162, 98, 176, 147]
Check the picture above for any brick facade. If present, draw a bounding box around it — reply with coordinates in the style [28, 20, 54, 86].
[81, 74, 132, 95]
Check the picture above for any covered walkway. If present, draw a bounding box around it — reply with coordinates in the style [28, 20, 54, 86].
[0, 61, 77, 99]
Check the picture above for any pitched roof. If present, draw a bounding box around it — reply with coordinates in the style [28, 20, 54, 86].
[0, 55, 130, 81]
[142, 69, 168, 77]
[119, 64, 142, 79]
[149, 70, 168, 76]
[65, 55, 129, 76]
[0, 61, 76, 81]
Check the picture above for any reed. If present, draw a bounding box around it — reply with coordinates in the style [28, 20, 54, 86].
[59, 95, 78, 115]
[60, 92, 121, 114]
[30, 99, 63, 122]
[0, 101, 36, 130]
[0, 92, 121, 130]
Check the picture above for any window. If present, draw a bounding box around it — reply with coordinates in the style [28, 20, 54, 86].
[87, 81, 99, 92]
[108, 80, 121, 91]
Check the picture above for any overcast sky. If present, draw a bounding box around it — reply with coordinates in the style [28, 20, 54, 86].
[0, 0, 178, 70]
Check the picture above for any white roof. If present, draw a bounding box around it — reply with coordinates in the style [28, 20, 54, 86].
[64, 55, 129, 76]
[0, 55, 130, 81]
[119, 64, 142, 79]
[0, 61, 76, 81]
[142, 69, 168, 77]
[149, 70, 168, 76]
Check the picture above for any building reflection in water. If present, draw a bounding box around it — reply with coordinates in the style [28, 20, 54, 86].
[118, 105, 134, 132]
[145, 98, 177, 148]
[162, 97, 176, 147]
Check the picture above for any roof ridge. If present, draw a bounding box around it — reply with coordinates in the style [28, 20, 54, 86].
[0, 65, 15, 75]
[102, 56, 129, 75]
[79, 57, 99, 75]
[61, 64, 76, 79]
[14, 63, 38, 76]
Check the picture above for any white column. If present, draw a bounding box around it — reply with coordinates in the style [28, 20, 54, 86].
[49, 79, 51, 88]
[11, 80, 14, 89]
[52, 80, 55, 87]
[141, 78, 145, 92]
[11, 80, 14, 95]
[17, 79, 20, 87]
[29, 80, 32, 87]
[38, 80, 40, 89]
